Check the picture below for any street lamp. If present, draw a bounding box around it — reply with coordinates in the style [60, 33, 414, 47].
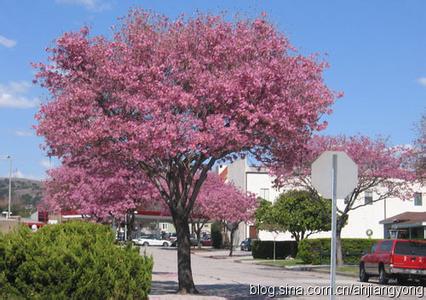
[0, 155, 12, 219]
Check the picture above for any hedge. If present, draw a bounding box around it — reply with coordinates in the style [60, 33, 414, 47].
[0, 221, 153, 299]
[211, 222, 223, 249]
[252, 240, 298, 259]
[297, 238, 379, 265]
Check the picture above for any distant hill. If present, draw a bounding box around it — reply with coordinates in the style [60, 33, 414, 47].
[0, 178, 43, 217]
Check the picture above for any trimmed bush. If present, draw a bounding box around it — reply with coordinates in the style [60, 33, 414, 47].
[252, 240, 298, 259]
[211, 222, 223, 249]
[297, 238, 379, 265]
[0, 221, 153, 299]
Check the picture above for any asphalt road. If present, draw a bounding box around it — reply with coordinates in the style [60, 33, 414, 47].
[145, 247, 425, 299]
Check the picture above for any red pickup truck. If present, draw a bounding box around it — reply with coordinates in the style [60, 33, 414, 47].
[359, 239, 426, 285]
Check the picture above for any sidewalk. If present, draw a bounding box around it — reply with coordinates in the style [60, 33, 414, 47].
[148, 247, 364, 300]
[190, 249, 358, 279]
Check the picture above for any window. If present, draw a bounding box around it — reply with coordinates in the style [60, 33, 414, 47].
[414, 192, 423, 206]
[364, 191, 373, 205]
[161, 223, 168, 230]
[260, 188, 270, 201]
[379, 240, 393, 252]
[395, 241, 426, 256]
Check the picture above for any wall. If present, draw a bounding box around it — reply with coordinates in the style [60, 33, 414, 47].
[223, 159, 246, 191]
[246, 172, 282, 203]
[0, 218, 19, 234]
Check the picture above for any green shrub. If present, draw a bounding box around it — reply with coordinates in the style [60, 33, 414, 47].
[0, 221, 153, 299]
[252, 240, 298, 259]
[297, 238, 379, 265]
[296, 238, 328, 265]
[211, 222, 223, 249]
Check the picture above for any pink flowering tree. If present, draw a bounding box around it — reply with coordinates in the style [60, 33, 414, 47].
[275, 135, 416, 265]
[189, 173, 236, 248]
[189, 173, 227, 248]
[189, 183, 211, 249]
[414, 114, 425, 182]
[42, 161, 157, 220]
[34, 10, 337, 293]
[193, 173, 257, 255]
[42, 161, 165, 243]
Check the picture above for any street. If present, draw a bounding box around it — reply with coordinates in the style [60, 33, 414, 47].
[146, 247, 424, 299]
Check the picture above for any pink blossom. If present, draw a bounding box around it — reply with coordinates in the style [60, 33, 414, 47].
[194, 172, 257, 223]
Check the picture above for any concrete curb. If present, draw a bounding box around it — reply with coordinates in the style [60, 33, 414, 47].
[310, 267, 358, 278]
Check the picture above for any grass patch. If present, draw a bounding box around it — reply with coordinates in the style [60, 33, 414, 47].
[313, 265, 358, 276]
[254, 259, 359, 275]
[255, 258, 304, 267]
[337, 265, 358, 275]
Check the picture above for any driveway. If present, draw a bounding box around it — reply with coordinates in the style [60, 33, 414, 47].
[145, 247, 425, 299]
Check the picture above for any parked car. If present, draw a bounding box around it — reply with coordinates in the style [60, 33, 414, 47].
[168, 233, 177, 242]
[359, 239, 426, 284]
[132, 234, 171, 247]
[201, 237, 212, 247]
[240, 238, 252, 251]
[171, 235, 199, 247]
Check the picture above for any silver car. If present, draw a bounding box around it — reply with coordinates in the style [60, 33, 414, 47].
[132, 234, 171, 247]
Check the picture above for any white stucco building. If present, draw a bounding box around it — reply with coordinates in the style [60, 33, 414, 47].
[218, 158, 426, 244]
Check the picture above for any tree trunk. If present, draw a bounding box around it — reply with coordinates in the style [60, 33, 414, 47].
[174, 213, 198, 294]
[292, 232, 300, 245]
[227, 222, 239, 257]
[336, 216, 345, 266]
[229, 228, 235, 256]
[194, 221, 204, 249]
[222, 223, 229, 247]
[127, 211, 135, 241]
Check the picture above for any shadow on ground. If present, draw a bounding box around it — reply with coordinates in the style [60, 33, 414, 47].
[150, 279, 292, 299]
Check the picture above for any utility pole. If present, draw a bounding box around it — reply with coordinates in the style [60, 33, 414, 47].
[8, 156, 12, 219]
[1, 155, 12, 219]
[330, 154, 337, 300]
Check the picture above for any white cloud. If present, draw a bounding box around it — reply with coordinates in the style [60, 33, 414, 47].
[40, 158, 53, 169]
[417, 77, 426, 87]
[2, 170, 36, 180]
[15, 130, 33, 137]
[0, 35, 16, 48]
[0, 81, 39, 109]
[14, 170, 25, 178]
[55, 0, 111, 11]
[13, 171, 42, 180]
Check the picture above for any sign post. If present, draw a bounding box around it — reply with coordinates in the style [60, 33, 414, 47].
[311, 151, 358, 300]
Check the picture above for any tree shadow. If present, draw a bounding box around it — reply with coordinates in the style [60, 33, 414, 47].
[150, 280, 178, 295]
[150, 280, 291, 299]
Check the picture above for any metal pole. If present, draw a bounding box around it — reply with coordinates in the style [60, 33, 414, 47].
[384, 198, 387, 220]
[7, 156, 12, 219]
[330, 154, 337, 300]
[124, 213, 128, 241]
[273, 239, 276, 261]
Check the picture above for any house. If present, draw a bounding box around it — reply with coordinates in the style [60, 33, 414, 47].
[380, 211, 426, 239]
[218, 158, 426, 244]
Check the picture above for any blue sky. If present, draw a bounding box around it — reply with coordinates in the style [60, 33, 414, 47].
[0, 0, 425, 179]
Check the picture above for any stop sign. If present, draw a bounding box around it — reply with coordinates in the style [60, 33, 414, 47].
[311, 151, 358, 199]
[311, 151, 358, 300]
